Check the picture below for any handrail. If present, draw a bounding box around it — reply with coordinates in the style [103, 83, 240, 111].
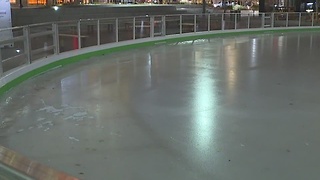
[0, 12, 320, 80]
[0, 25, 26, 32]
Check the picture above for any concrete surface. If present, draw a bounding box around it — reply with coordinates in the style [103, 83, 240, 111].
[11, 4, 184, 26]
[1, 32, 320, 179]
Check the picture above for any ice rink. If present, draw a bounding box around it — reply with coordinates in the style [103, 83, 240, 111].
[1, 32, 320, 179]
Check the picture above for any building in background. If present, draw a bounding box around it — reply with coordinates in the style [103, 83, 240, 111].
[10, 0, 94, 7]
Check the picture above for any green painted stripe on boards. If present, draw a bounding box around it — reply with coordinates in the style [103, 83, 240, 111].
[1, 27, 320, 97]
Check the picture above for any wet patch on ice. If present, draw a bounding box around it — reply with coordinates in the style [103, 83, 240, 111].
[34, 120, 54, 132]
[37, 106, 63, 116]
[5, 97, 12, 104]
[11, 101, 96, 134]
[0, 118, 13, 129]
[69, 136, 80, 142]
[38, 103, 94, 128]
[64, 112, 88, 121]
[37, 117, 46, 122]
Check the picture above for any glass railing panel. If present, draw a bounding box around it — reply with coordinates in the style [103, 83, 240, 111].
[288, 13, 300, 27]
[196, 14, 209, 32]
[165, 15, 180, 35]
[57, 21, 79, 53]
[80, 19, 98, 48]
[135, 16, 150, 39]
[224, 13, 236, 30]
[249, 15, 262, 28]
[29, 24, 54, 61]
[182, 14, 195, 33]
[263, 13, 272, 28]
[118, 17, 133, 41]
[154, 16, 164, 37]
[312, 13, 320, 26]
[300, 13, 312, 27]
[237, 15, 250, 29]
[30, 34, 54, 62]
[99, 18, 117, 44]
[274, 12, 287, 27]
[209, 14, 222, 31]
[1, 40, 26, 73]
[0, 26, 27, 73]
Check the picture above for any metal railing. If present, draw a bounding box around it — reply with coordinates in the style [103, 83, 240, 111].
[0, 12, 319, 77]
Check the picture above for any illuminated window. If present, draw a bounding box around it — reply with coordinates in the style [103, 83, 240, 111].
[10, 0, 16, 3]
[56, 0, 75, 4]
[28, 0, 47, 5]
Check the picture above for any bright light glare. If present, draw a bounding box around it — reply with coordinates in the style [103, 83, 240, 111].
[53, 6, 59, 11]
[16, 49, 20, 53]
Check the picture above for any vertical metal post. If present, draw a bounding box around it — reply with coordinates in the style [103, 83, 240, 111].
[0, 49, 3, 75]
[150, 16, 155, 38]
[97, 20, 100, 45]
[247, 15, 250, 29]
[271, 13, 274, 28]
[194, 14, 197, 33]
[116, 18, 119, 42]
[298, 13, 301, 27]
[133, 17, 136, 40]
[23, 26, 31, 64]
[179, 15, 182, 34]
[161, 15, 166, 36]
[52, 23, 59, 55]
[222, 14, 225, 30]
[202, 0, 206, 14]
[77, 20, 81, 49]
[208, 14, 210, 31]
[261, 13, 265, 28]
[286, 12, 289, 27]
[234, 13, 237, 29]
[312, 13, 314, 26]
[310, 34, 313, 48]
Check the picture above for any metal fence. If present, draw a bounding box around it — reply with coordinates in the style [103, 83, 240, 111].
[0, 12, 319, 77]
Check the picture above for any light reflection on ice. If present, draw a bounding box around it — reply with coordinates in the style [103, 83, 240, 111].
[68, 136, 80, 142]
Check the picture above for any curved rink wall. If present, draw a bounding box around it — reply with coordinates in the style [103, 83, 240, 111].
[1, 27, 320, 97]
